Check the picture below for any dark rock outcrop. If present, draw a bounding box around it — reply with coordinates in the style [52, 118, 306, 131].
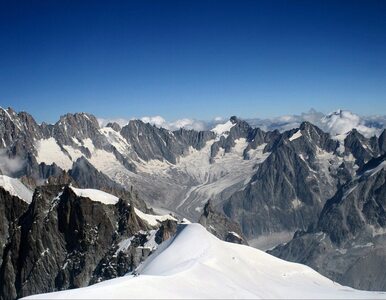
[0, 188, 29, 268]
[0, 185, 175, 299]
[120, 120, 215, 164]
[199, 200, 247, 245]
[344, 129, 379, 167]
[106, 122, 121, 132]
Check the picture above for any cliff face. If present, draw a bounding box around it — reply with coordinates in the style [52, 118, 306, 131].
[0, 185, 176, 300]
[269, 155, 386, 291]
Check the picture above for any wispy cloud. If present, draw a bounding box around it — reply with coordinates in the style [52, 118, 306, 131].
[247, 109, 386, 137]
[98, 109, 386, 137]
[97, 117, 133, 127]
[246, 109, 325, 132]
[98, 116, 212, 132]
[0, 150, 25, 176]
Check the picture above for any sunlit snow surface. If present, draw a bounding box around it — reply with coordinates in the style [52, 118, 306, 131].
[289, 129, 303, 141]
[133, 208, 177, 227]
[211, 120, 236, 137]
[26, 224, 386, 299]
[70, 186, 119, 205]
[35, 138, 74, 170]
[0, 175, 33, 203]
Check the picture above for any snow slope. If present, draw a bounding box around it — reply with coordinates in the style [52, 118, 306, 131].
[0, 175, 33, 203]
[26, 224, 385, 299]
[70, 186, 119, 205]
[289, 129, 303, 141]
[133, 208, 177, 226]
[35, 138, 74, 170]
[211, 120, 236, 137]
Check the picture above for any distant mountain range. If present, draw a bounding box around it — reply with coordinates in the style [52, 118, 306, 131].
[0, 106, 386, 298]
[98, 109, 386, 137]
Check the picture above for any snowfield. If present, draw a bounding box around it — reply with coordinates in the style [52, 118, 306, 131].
[0, 175, 33, 203]
[133, 207, 177, 227]
[70, 186, 119, 205]
[25, 224, 386, 299]
[211, 120, 236, 137]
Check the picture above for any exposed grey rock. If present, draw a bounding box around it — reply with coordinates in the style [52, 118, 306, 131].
[69, 157, 148, 212]
[106, 122, 121, 132]
[221, 121, 370, 240]
[0, 108, 45, 179]
[0, 188, 29, 269]
[224, 143, 327, 238]
[120, 120, 215, 164]
[0, 108, 43, 149]
[172, 128, 216, 152]
[199, 200, 247, 245]
[379, 129, 386, 154]
[269, 156, 386, 291]
[210, 117, 260, 161]
[0, 185, 168, 299]
[38, 162, 65, 181]
[317, 156, 386, 246]
[121, 120, 179, 163]
[344, 129, 379, 167]
[155, 219, 178, 245]
[52, 113, 102, 146]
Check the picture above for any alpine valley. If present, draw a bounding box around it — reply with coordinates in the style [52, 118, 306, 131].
[0, 107, 386, 299]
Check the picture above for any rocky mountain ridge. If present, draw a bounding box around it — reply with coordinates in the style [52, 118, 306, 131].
[0, 180, 178, 299]
[1, 107, 386, 292]
[269, 154, 386, 291]
[1, 107, 385, 240]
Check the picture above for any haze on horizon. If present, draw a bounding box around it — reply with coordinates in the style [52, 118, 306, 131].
[0, 0, 385, 124]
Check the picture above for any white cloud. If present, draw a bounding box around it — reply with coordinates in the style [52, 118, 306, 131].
[97, 117, 133, 127]
[246, 109, 384, 137]
[214, 116, 224, 122]
[97, 109, 386, 137]
[141, 116, 168, 128]
[169, 119, 207, 131]
[321, 110, 382, 137]
[0, 149, 25, 176]
[98, 116, 212, 132]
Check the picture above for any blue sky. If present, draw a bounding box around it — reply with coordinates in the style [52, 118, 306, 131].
[0, 0, 385, 123]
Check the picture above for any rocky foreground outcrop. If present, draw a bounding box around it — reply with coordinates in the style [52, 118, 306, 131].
[199, 200, 247, 245]
[0, 185, 176, 300]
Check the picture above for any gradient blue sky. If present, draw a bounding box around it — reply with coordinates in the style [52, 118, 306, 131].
[0, 0, 385, 123]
